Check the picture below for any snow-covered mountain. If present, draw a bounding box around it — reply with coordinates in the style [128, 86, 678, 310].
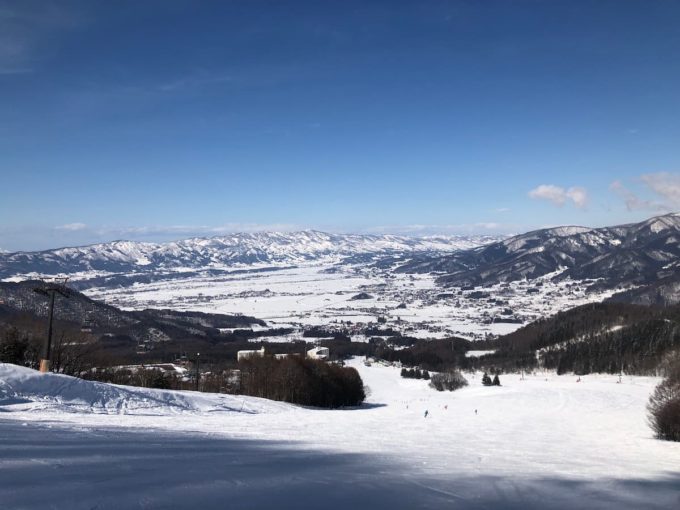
[0, 231, 504, 279]
[398, 213, 680, 295]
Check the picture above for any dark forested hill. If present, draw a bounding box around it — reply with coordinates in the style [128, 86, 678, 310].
[476, 302, 680, 375]
[0, 281, 265, 348]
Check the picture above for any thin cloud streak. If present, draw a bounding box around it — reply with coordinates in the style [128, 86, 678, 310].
[359, 223, 518, 236]
[158, 71, 233, 92]
[640, 172, 680, 208]
[55, 222, 88, 231]
[610, 172, 680, 212]
[0, 1, 85, 74]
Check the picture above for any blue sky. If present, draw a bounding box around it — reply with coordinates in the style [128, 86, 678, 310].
[1, 0, 679, 251]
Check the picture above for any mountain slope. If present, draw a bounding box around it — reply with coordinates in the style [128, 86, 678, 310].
[397, 213, 680, 298]
[471, 301, 680, 375]
[0, 362, 287, 415]
[0, 231, 504, 279]
[0, 281, 265, 346]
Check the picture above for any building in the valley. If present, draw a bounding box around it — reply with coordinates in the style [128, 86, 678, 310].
[237, 346, 266, 362]
[306, 346, 329, 360]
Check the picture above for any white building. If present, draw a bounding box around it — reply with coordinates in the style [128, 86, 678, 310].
[237, 346, 266, 362]
[306, 347, 329, 360]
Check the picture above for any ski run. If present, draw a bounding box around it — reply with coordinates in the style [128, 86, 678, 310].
[1, 359, 678, 509]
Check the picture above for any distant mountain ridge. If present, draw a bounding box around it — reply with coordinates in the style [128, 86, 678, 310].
[5, 214, 680, 305]
[0, 231, 504, 279]
[397, 213, 680, 303]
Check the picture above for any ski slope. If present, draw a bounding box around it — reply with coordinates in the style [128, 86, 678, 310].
[0, 363, 288, 416]
[1, 361, 679, 509]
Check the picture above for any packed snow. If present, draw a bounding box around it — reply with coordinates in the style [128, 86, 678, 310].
[1, 360, 678, 509]
[0, 363, 287, 416]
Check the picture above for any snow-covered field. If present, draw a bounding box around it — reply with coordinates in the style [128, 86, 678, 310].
[1, 360, 678, 509]
[84, 263, 623, 342]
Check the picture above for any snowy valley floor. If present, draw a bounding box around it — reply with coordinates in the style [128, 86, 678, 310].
[1, 360, 679, 509]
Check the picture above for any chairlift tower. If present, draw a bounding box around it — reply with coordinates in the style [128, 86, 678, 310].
[33, 278, 70, 373]
[195, 352, 200, 391]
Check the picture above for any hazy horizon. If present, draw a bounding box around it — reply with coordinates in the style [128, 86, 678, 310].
[3, 211, 680, 253]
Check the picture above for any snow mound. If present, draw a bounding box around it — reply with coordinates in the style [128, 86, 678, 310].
[0, 363, 290, 415]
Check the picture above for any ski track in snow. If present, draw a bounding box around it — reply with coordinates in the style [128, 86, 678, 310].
[1, 360, 679, 509]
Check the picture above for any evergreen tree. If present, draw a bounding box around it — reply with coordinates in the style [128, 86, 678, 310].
[0, 328, 29, 365]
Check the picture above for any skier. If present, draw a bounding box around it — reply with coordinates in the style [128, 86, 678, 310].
[424, 410, 429, 418]
[474, 409, 478, 415]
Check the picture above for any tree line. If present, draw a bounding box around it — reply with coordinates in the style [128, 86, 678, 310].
[238, 355, 365, 408]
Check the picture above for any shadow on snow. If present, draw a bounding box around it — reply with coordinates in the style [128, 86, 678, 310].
[0, 419, 678, 510]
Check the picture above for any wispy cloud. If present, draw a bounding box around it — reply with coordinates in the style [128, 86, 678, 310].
[0, 1, 85, 74]
[158, 70, 233, 92]
[640, 172, 680, 208]
[609, 180, 661, 211]
[55, 222, 87, 231]
[0, 66, 32, 75]
[610, 172, 680, 212]
[528, 184, 588, 209]
[359, 223, 518, 236]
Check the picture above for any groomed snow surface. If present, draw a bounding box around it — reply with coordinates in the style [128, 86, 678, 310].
[1, 361, 679, 509]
